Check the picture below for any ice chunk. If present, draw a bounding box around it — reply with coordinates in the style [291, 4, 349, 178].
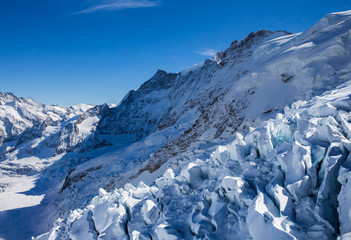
[276, 141, 307, 185]
[154, 223, 179, 240]
[311, 103, 337, 117]
[179, 162, 204, 188]
[245, 126, 274, 159]
[337, 169, 351, 237]
[141, 200, 156, 225]
[226, 133, 249, 161]
[296, 119, 317, 140]
[311, 145, 326, 165]
[336, 111, 351, 139]
[247, 192, 296, 240]
[132, 181, 152, 199]
[93, 201, 126, 234]
[270, 185, 294, 217]
[315, 142, 347, 232]
[69, 211, 98, 240]
[218, 176, 246, 205]
[270, 120, 293, 144]
[315, 121, 345, 143]
[285, 175, 311, 201]
[294, 197, 316, 228]
[156, 169, 175, 188]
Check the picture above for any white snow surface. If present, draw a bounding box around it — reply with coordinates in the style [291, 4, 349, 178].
[1, 10, 351, 240]
[0, 174, 44, 211]
[37, 81, 351, 239]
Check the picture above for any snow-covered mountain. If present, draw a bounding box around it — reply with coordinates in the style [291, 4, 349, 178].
[1, 10, 351, 240]
[0, 92, 93, 146]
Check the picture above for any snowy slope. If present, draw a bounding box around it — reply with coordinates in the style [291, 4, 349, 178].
[1, 10, 351, 240]
[37, 80, 351, 239]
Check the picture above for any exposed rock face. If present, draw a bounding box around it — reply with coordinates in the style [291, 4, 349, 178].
[96, 70, 179, 141]
[45, 104, 109, 154]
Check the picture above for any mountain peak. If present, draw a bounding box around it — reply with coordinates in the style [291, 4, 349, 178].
[304, 9, 351, 37]
[139, 69, 179, 93]
[225, 30, 291, 58]
[154, 69, 168, 76]
[0, 92, 18, 105]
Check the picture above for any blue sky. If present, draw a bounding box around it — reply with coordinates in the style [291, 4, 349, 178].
[1, 0, 350, 106]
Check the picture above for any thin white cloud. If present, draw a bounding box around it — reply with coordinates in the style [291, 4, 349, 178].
[197, 49, 218, 56]
[77, 0, 161, 14]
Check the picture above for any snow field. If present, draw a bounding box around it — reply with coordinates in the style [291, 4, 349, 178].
[37, 81, 351, 239]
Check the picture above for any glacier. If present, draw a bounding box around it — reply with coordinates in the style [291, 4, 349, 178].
[36, 81, 351, 240]
[1, 10, 351, 240]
